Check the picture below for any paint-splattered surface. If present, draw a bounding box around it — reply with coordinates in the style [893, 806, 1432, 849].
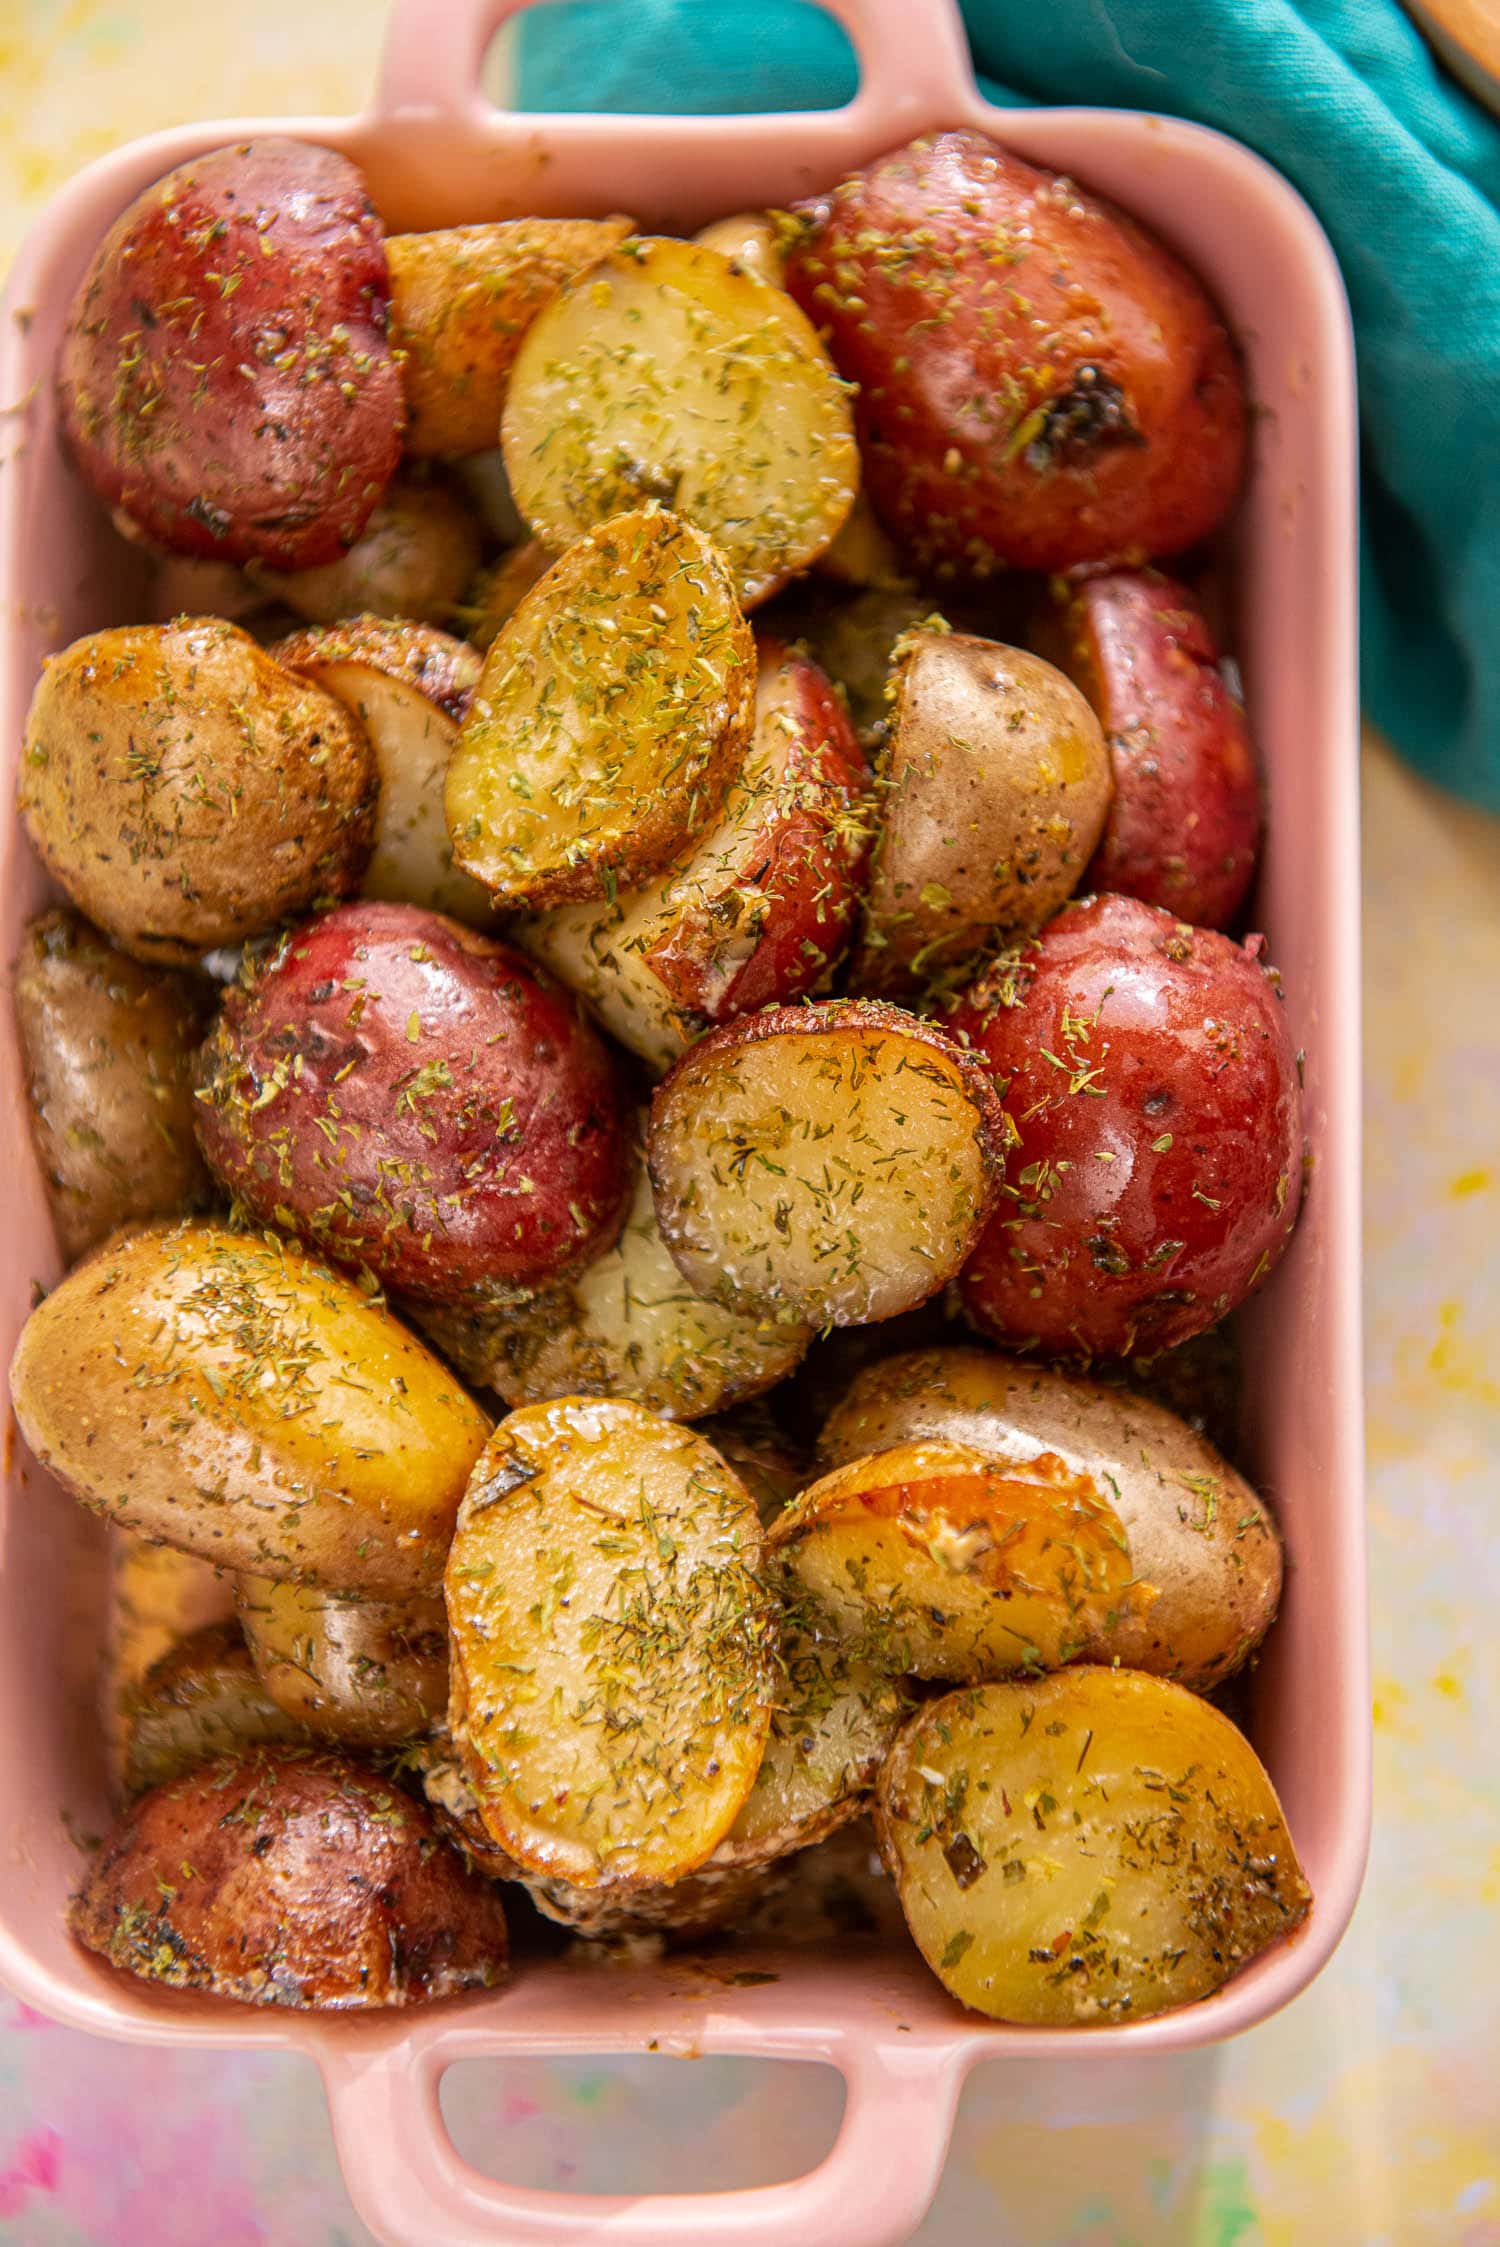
[2, 3, 1498, 2240]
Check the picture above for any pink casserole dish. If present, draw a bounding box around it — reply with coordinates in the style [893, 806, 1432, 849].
[0, 1, 1368, 2239]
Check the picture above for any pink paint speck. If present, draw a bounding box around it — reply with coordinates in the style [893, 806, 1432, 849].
[501, 2092, 540, 2125]
[8, 2003, 52, 2032]
[0, 2126, 61, 2218]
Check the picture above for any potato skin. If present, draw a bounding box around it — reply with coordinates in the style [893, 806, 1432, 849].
[784, 130, 1246, 574]
[852, 632, 1111, 997]
[18, 620, 375, 964]
[15, 908, 214, 1261]
[876, 1673, 1309, 2024]
[270, 617, 480, 726]
[819, 1346, 1282, 1688]
[123, 1620, 306, 1795]
[1037, 570, 1261, 929]
[70, 1749, 508, 2008]
[58, 139, 403, 569]
[236, 1577, 448, 1746]
[948, 896, 1304, 1357]
[390, 217, 635, 458]
[193, 902, 631, 1304]
[9, 1219, 490, 1595]
[254, 477, 483, 628]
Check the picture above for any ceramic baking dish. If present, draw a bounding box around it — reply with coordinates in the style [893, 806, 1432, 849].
[0, 0, 1368, 2238]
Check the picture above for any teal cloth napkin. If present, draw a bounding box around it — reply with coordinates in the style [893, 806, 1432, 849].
[515, 0, 1500, 809]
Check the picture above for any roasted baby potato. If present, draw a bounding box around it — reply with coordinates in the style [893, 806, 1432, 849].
[419, 1149, 811, 1420]
[15, 908, 214, 1260]
[1036, 569, 1261, 928]
[876, 1671, 1310, 2024]
[445, 1398, 776, 1888]
[521, 637, 871, 1069]
[270, 619, 490, 924]
[445, 508, 755, 908]
[693, 210, 786, 287]
[502, 236, 858, 607]
[236, 1578, 447, 1746]
[193, 901, 631, 1305]
[462, 539, 556, 651]
[18, 620, 375, 964]
[58, 139, 403, 569]
[767, 584, 940, 748]
[948, 895, 1304, 1357]
[102, 1534, 238, 1795]
[784, 130, 1246, 574]
[813, 491, 909, 592]
[123, 1620, 305, 1795]
[70, 1748, 509, 2008]
[390, 216, 636, 457]
[253, 477, 483, 628]
[10, 1219, 490, 1595]
[819, 1346, 1282, 1689]
[648, 1000, 1009, 1327]
[700, 1404, 812, 1525]
[852, 631, 1111, 997]
[770, 1442, 1136, 1680]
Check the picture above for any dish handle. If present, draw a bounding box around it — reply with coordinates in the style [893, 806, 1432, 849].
[372, 0, 977, 132]
[321, 2033, 965, 2247]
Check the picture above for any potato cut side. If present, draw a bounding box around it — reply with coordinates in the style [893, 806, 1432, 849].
[123, 1621, 305, 1795]
[419, 1155, 810, 1421]
[647, 1000, 1010, 1326]
[271, 630, 491, 925]
[445, 508, 755, 908]
[502, 236, 858, 607]
[877, 1671, 1311, 2025]
[770, 1441, 1139, 1681]
[390, 217, 636, 458]
[818, 1346, 1282, 1689]
[236, 1577, 448, 1747]
[445, 1397, 776, 1887]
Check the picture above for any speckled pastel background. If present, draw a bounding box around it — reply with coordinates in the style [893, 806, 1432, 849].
[1, 4, 1497, 2241]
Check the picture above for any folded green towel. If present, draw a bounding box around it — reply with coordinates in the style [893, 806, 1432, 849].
[516, 0, 1500, 808]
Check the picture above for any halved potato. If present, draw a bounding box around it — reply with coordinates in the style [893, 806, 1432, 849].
[770, 1441, 1138, 1681]
[123, 1620, 305, 1795]
[445, 1397, 776, 1888]
[876, 1671, 1311, 2024]
[418, 1149, 810, 1421]
[850, 631, 1113, 998]
[520, 637, 871, 1071]
[10, 1220, 491, 1596]
[818, 1346, 1281, 1689]
[70, 1747, 509, 2009]
[236, 1577, 448, 1746]
[445, 508, 755, 908]
[502, 237, 858, 606]
[389, 217, 636, 458]
[692, 211, 786, 287]
[270, 619, 490, 924]
[252, 477, 484, 628]
[647, 999, 1010, 1327]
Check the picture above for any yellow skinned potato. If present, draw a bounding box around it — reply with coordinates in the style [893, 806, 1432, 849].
[418, 1151, 810, 1421]
[445, 1397, 776, 1889]
[252, 478, 483, 628]
[389, 217, 636, 458]
[17, 619, 374, 964]
[445, 509, 756, 909]
[236, 1578, 448, 1746]
[9, 1220, 491, 1596]
[877, 1671, 1310, 2024]
[462, 540, 555, 652]
[102, 1533, 237, 1796]
[502, 237, 858, 607]
[14, 908, 214, 1262]
[852, 632, 1113, 998]
[692, 211, 786, 286]
[770, 1441, 1139, 1681]
[123, 1620, 305, 1795]
[818, 1346, 1282, 1689]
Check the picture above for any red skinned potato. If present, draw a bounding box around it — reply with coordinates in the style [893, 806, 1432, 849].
[522, 638, 871, 1069]
[948, 895, 1303, 1357]
[783, 130, 1246, 574]
[70, 1749, 507, 2008]
[194, 901, 631, 1305]
[648, 999, 1010, 1328]
[58, 139, 403, 568]
[1036, 570, 1261, 928]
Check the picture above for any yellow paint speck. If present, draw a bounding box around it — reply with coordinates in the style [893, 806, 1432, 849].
[1431, 1669, 1465, 1703]
[1449, 1167, 1492, 1199]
